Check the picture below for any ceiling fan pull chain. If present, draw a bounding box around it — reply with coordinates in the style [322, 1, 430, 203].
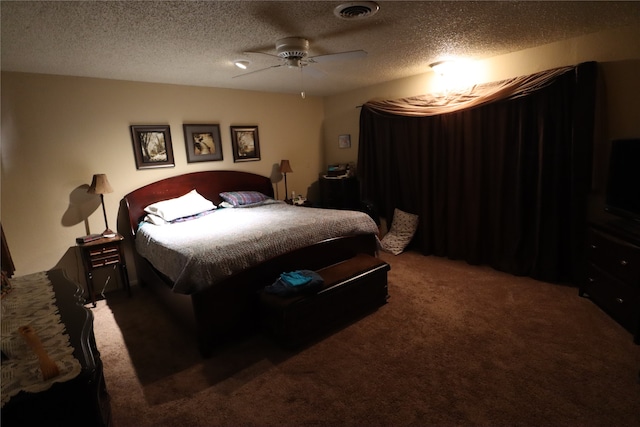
[300, 65, 305, 99]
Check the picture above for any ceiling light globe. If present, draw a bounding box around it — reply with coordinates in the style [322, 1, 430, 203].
[234, 60, 249, 70]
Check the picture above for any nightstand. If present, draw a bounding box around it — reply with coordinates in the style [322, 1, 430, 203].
[77, 234, 130, 307]
[319, 175, 360, 210]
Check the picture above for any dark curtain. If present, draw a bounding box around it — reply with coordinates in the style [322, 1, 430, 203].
[359, 62, 598, 283]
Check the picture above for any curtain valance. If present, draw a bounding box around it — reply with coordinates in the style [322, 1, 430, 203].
[363, 65, 576, 117]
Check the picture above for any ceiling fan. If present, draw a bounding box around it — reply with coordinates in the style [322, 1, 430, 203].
[233, 37, 367, 97]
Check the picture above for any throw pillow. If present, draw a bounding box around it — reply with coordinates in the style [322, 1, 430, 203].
[144, 189, 216, 222]
[380, 208, 419, 255]
[219, 191, 270, 207]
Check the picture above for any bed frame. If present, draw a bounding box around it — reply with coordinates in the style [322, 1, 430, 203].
[118, 170, 377, 357]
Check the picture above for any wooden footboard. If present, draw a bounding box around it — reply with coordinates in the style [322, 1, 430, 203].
[190, 233, 377, 356]
[132, 232, 377, 356]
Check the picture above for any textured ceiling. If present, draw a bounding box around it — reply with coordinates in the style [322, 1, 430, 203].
[2, 1, 640, 97]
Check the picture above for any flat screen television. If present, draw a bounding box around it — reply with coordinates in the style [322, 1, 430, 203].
[604, 138, 640, 223]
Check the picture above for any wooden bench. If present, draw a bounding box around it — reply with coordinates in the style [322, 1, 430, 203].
[259, 253, 390, 347]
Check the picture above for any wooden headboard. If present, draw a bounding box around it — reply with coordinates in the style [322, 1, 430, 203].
[121, 170, 274, 238]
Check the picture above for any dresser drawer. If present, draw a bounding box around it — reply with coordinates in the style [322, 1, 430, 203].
[585, 264, 640, 334]
[587, 228, 640, 286]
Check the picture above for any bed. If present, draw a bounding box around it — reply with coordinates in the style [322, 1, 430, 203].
[119, 170, 379, 356]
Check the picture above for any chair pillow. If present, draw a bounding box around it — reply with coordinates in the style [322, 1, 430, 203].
[144, 189, 216, 222]
[380, 208, 419, 255]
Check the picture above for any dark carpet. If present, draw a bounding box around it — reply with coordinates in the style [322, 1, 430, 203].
[92, 250, 640, 426]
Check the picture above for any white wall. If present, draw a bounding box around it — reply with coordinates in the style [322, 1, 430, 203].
[1, 73, 324, 283]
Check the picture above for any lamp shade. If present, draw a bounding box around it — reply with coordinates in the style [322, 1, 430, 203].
[279, 160, 293, 174]
[87, 174, 113, 195]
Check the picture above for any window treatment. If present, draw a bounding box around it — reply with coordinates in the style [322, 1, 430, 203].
[358, 62, 598, 283]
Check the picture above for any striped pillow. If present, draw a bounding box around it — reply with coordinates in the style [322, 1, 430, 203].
[219, 191, 270, 207]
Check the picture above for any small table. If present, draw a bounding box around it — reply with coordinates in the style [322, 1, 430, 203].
[77, 234, 130, 307]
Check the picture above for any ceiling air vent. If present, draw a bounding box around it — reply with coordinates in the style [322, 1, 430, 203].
[334, 2, 380, 20]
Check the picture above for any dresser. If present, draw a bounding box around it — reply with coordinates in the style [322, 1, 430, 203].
[1, 269, 112, 426]
[581, 221, 640, 344]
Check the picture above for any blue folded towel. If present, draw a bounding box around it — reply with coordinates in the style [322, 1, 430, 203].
[264, 270, 324, 296]
[280, 271, 312, 286]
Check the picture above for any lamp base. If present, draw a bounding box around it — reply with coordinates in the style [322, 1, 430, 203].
[101, 229, 116, 238]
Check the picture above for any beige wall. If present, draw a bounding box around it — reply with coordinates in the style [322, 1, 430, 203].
[1, 73, 324, 283]
[322, 25, 640, 166]
[2, 24, 640, 287]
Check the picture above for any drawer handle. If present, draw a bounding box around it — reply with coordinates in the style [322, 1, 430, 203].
[615, 297, 624, 304]
[619, 259, 628, 267]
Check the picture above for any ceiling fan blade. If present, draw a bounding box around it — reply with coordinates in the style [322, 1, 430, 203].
[232, 64, 283, 79]
[308, 50, 367, 63]
[302, 65, 327, 79]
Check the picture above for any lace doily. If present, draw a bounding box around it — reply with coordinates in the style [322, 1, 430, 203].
[1, 271, 82, 407]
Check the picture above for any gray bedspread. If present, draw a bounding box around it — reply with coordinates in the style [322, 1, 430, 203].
[135, 200, 379, 294]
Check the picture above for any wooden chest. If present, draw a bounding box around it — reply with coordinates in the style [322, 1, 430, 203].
[259, 253, 390, 347]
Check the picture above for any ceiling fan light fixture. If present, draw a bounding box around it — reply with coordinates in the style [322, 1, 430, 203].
[334, 1, 380, 20]
[234, 60, 250, 70]
[285, 58, 302, 68]
[276, 37, 309, 60]
[235, 36, 365, 90]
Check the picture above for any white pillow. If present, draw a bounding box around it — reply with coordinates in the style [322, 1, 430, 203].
[143, 214, 169, 225]
[144, 189, 215, 222]
[380, 208, 419, 255]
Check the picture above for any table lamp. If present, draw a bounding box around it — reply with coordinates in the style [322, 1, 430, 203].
[279, 160, 293, 201]
[87, 174, 116, 237]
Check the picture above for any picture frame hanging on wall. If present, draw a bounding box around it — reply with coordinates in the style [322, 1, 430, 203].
[339, 134, 351, 149]
[183, 124, 223, 163]
[130, 125, 175, 169]
[230, 125, 261, 162]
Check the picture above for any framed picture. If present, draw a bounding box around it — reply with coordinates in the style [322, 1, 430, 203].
[130, 125, 175, 169]
[339, 134, 351, 149]
[183, 124, 223, 163]
[230, 126, 261, 162]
